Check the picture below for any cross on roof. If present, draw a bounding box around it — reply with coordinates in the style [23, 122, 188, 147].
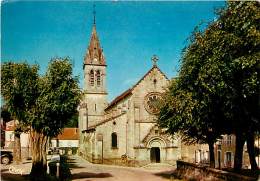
[151, 55, 159, 66]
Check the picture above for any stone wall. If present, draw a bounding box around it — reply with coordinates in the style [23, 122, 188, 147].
[176, 160, 257, 181]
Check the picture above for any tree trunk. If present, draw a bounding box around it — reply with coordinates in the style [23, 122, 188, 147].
[208, 141, 215, 168]
[246, 132, 258, 171]
[234, 133, 246, 172]
[30, 129, 48, 180]
[14, 133, 22, 164]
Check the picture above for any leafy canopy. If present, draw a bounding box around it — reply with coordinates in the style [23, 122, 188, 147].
[1, 62, 39, 133]
[158, 1, 260, 144]
[1, 58, 81, 137]
[30, 58, 80, 137]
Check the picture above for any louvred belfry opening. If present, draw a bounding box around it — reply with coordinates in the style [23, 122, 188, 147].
[84, 25, 106, 66]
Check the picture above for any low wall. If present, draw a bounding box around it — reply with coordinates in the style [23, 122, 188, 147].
[176, 160, 257, 181]
[79, 154, 157, 167]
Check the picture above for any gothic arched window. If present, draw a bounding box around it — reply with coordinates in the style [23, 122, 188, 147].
[96, 70, 101, 87]
[111, 132, 117, 148]
[89, 70, 94, 86]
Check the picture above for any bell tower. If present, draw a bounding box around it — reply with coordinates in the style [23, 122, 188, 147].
[81, 7, 107, 129]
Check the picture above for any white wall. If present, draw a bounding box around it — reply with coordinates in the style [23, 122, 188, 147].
[51, 139, 79, 148]
[5, 131, 29, 148]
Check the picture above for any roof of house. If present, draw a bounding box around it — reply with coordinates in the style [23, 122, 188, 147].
[105, 65, 168, 111]
[56, 128, 79, 140]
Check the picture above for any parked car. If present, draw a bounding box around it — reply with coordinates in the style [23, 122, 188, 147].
[1, 150, 13, 164]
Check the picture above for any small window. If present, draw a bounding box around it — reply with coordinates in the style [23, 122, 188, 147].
[111, 132, 117, 148]
[89, 70, 94, 86]
[153, 79, 157, 88]
[226, 135, 232, 146]
[96, 70, 101, 87]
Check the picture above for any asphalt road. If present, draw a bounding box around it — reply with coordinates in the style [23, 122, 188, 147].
[68, 156, 178, 181]
[1, 155, 180, 181]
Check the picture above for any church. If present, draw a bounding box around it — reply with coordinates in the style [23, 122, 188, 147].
[78, 17, 209, 167]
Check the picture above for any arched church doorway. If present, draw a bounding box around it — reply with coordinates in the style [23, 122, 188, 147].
[150, 147, 160, 163]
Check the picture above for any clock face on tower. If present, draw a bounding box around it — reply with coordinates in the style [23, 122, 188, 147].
[93, 58, 98, 62]
[144, 92, 162, 114]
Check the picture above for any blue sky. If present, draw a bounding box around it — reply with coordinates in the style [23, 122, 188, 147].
[1, 1, 225, 101]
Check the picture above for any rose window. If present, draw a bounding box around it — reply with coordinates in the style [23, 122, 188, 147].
[144, 92, 162, 114]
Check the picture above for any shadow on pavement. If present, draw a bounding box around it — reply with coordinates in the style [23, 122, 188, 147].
[1, 172, 30, 181]
[22, 161, 32, 164]
[1, 169, 9, 172]
[67, 160, 77, 164]
[154, 170, 173, 179]
[72, 172, 113, 179]
[67, 162, 86, 169]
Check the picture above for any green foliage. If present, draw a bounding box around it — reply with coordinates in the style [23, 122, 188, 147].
[1, 106, 12, 122]
[158, 1, 259, 145]
[214, 1, 260, 132]
[158, 78, 221, 145]
[1, 58, 80, 137]
[29, 58, 80, 137]
[65, 113, 78, 128]
[1, 62, 39, 133]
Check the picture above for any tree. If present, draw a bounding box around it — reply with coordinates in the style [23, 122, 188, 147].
[159, 1, 259, 171]
[215, 1, 260, 171]
[1, 63, 39, 164]
[1, 58, 80, 178]
[29, 58, 80, 178]
[65, 112, 79, 128]
[158, 74, 224, 168]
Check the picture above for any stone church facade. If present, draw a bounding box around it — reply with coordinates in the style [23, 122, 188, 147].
[78, 22, 184, 166]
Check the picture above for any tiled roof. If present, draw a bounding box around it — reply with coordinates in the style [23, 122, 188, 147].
[105, 65, 168, 111]
[82, 112, 126, 133]
[55, 128, 79, 140]
[105, 88, 132, 111]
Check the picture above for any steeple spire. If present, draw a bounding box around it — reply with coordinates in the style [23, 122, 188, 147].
[93, 4, 96, 25]
[83, 5, 106, 66]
